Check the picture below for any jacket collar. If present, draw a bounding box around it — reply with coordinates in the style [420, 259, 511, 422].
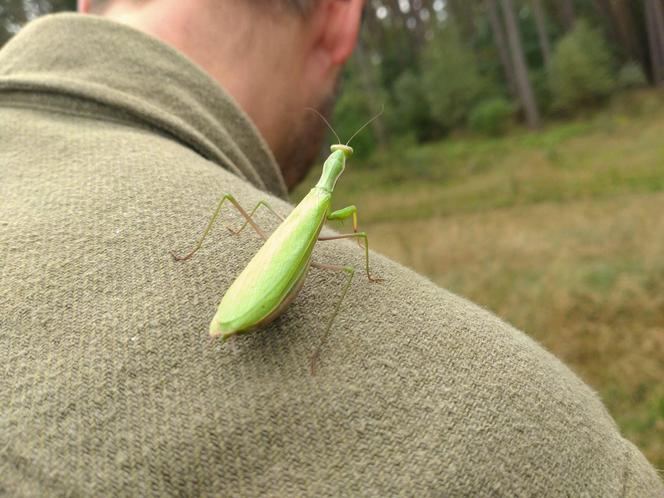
[0, 13, 289, 200]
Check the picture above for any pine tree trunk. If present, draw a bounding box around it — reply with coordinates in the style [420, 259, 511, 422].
[654, 0, 664, 76]
[500, 0, 540, 128]
[561, 0, 576, 29]
[613, 0, 644, 63]
[593, 0, 645, 66]
[487, 0, 517, 97]
[532, 0, 552, 68]
[645, 0, 664, 84]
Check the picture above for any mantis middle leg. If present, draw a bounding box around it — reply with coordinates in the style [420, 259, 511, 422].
[309, 225, 382, 373]
[227, 200, 284, 236]
[317, 232, 382, 282]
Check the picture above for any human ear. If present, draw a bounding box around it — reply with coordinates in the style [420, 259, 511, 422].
[78, 0, 91, 13]
[311, 0, 364, 67]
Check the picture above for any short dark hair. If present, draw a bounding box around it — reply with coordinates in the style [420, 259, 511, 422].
[89, 0, 322, 17]
[273, 0, 322, 17]
[88, 0, 108, 14]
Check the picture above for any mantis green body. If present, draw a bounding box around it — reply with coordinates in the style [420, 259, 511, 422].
[173, 138, 379, 371]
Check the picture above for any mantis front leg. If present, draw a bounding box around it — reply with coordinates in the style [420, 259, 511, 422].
[171, 195, 282, 261]
[327, 205, 365, 251]
[327, 204, 358, 232]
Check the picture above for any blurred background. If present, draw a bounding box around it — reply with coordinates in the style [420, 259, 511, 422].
[2, 0, 663, 469]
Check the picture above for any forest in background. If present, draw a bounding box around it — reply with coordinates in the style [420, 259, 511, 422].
[0, 0, 75, 45]
[331, 0, 664, 156]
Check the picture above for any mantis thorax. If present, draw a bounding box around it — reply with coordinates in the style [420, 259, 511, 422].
[315, 146, 352, 193]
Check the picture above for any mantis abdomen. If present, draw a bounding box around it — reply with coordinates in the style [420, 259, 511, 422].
[210, 188, 331, 337]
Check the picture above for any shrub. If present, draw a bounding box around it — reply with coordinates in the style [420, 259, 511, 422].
[468, 98, 515, 136]
[617, 61, 647, 89]
[421, 26, 485, 131]
[391, 70, 434, 141]
[549, 20, 616, 112]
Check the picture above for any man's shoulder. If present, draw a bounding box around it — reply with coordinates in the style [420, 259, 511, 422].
[2, 105, 662, 495]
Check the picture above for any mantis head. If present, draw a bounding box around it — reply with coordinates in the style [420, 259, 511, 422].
[330, 144, 353, 158]
[310, 107, 382, 192]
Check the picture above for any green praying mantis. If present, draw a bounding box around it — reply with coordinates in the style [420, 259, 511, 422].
[172, 112, 382, 373]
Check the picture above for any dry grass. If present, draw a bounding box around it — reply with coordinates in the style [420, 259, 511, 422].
[366, 195, 664, 467]
[294, 88, 664, 468]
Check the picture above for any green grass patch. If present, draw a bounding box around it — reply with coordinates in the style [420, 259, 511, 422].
[294, 89, 664, 226]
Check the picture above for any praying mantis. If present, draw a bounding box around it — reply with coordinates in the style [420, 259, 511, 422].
[172, 113, 382, 373]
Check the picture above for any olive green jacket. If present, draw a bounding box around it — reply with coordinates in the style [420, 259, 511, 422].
[1, 14, 662, 497]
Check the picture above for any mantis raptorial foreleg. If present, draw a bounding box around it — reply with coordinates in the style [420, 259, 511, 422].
[309, 262, 355, 375]
[171, 195, 282, 261]
[327, 205, 358, 232]
[326, 205, 365, 249]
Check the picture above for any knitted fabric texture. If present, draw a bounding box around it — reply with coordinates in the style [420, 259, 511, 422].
[1, 14, 662, 497]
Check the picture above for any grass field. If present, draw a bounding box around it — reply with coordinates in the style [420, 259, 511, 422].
[295, 88, 664, 470]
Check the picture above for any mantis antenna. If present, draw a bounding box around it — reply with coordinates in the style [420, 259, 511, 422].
[306, 107, 342, 145]
[345, 106, 384, 146]
[306, 106, 384, 147]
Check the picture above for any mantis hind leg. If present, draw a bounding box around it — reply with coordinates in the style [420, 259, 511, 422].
[309, 262, 355, 375]
[171, 195, 281, 261]
[228, 200, 285, 236]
